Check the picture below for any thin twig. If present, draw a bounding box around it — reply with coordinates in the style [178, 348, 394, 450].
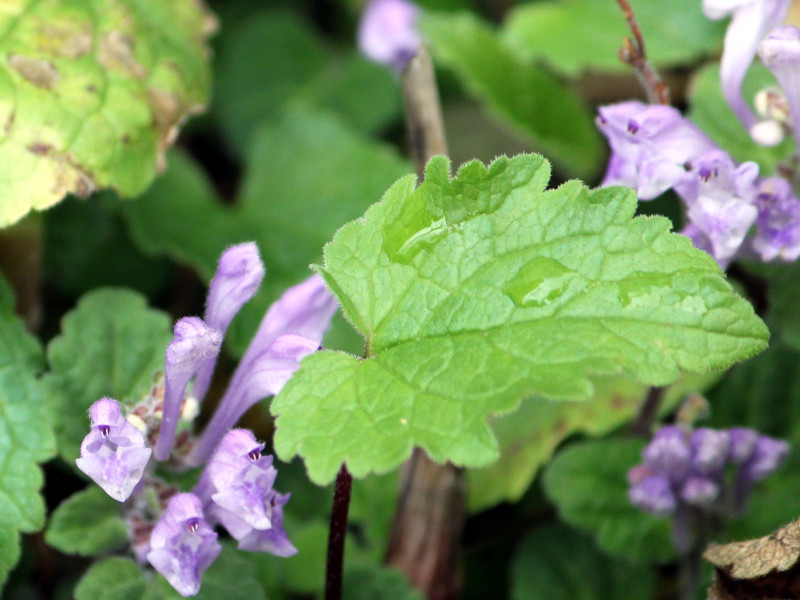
[628, 386, 664, 438]
[615, 0, 670, 105]
[325, 464, 353, 600]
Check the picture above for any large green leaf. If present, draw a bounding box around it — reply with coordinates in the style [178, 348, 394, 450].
[41, 289, 171, 463]
[503, 0, 724, 76]
[0, 276, 56, 586]
[272, 153, 768, 485]
[688, 63, 795, 174]
[544, 438, 676, 564]
[510, 522, 654, 600]
[422, 12, 603, 179]
[0, 0, 213, 227]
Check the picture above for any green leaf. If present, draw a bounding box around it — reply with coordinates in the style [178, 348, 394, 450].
[544, 438, 675, 563]
[503, 0, 724, 76]
[75, 547, 267, 600]
[42, 289, 171, 463]
[688, 63, 795, 174]
[0, 0, 213, 227]
[343, 566, 424, 600]
[510, 522, 655, 600]
[467, 372, 717, 512]
[422, 12, 603, 179]
[45, 487, 128, 556]
[0, 275, 55, 587]
[272, 154, 768, 485]
[214, 10, 401, 154]
[766, 260, 800, 352]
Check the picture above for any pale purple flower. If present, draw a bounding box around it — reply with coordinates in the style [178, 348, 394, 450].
[643, 425, 691, 480]
[358, 0, 421, 72]
[728, 427, 759, 463]
[752, 177, 800, 260]
[76, 398, 151, 502]
[703, 0, 791, 132]
[154, 318, 223, 461]
[192, 243, 265, 402]
[597, 101, 716, 199]
[676, 150, 759, 264]
[195, 430, 296, 556]
[760, 26, 800, 150]
[189, 274, 337, 465]
[147, 493, 221, 597]
[680, 475, 721, 507]
[690, 428, 731, 473]
[740, 435, 790, 481]
[629, 475, 677, 516]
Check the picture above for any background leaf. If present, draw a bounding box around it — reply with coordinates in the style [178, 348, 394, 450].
[0, 0, 213, 227]
[41, 289, 171, 463]
[502, 0, 724, 76]
[544, 437, 676, 564]
[510, 522, 655, 600]
[422, 12, 603, 179]
[273, 154, 767, 485]
[0, 275, 56, 587]
[45, 487, 128, 557]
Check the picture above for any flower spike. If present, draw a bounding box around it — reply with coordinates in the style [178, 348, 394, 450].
[76, 398, 152, 502]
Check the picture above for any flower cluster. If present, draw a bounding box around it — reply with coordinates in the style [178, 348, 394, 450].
[628, 425, 789, 551]
[598, 1, 800, 266]
[75, 243, 338, 596]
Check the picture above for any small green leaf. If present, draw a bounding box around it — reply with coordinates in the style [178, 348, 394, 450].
[0, 275, 55, 587]
[544, 438, 675, 563]
[503, 0, 724, 76]
[422, 12, 603, 179]
[272, 154, 768, 485]
[688, 63, 795, 174]
[74, 558, 147, 600]
[0, 0, 213, 227]
[510, 522, 655, 600]
[45, 487, 128, 556]
[42, 289, 171, 463]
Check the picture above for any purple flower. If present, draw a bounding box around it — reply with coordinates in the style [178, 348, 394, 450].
[703, 0, 791, 133]
[597, 101, 716, 199]
[752, 177, 800, 260]
[192, 243, 265, 402]
[676, 150, 759, 264]
[195, 430, 297, 556]
[740, 435, 790, 481]
[358, 0, 421, 72]
[728, 427, 759, 463]
[643, 425, 691, 480]
[680, 475, 721, 507]
[76, 398, 152, 502]
[629, 474, 677, 516]
[154, 318, 223, 461]
[690, 428, 731, 473]
[190, 274, 337, 465]
[759, 26, 800, 150]
[147, 493, 221, 597]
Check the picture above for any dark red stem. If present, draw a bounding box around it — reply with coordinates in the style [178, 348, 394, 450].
[325, 464, 353, 600]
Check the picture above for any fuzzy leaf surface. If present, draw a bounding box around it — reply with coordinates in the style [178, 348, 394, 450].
[0, 0, 213, 227]
[0, 276, 56, 586]
[272, 154, 768, 485]
[41, 289, 171, 463]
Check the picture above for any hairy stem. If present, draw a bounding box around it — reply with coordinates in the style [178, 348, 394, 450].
[325, 464, 353, 600]
[615, 0, 670, 105]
